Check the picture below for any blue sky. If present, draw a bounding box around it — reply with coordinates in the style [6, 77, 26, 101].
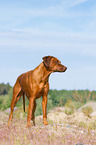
[0, 0, 96, 90]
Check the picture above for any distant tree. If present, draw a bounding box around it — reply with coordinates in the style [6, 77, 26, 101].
[0, 83, 11, 95]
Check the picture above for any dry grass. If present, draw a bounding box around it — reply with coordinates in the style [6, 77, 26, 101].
[82, 106, 93, 118]
[0, 107, 96, 145]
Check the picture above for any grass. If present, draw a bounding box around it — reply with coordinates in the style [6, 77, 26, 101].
[82, 106, 93, 118]
[0, 107, 96, 145]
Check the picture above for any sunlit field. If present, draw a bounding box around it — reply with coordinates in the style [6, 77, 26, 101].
[0, 104, 96, 145]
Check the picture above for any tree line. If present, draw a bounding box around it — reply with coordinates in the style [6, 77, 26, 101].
[0, 83, 96, 112]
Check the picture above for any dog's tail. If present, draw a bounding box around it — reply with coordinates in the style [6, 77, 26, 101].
[23, 93, 25, 112]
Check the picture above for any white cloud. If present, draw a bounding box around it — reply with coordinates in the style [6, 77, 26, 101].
[0, 29, 96, 57]
[61, 0, 87, 7]
[0, 0, 89, 24]
[0, 0, 96, 56]
[69, 0, 87, 7]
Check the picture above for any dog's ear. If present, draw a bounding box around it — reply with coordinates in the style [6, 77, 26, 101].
[42, 56, 53, 68]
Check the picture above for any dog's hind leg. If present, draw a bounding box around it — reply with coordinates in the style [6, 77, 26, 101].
[8, 81, 22, 126]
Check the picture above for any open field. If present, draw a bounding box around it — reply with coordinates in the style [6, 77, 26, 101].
[0, 85, 96, 144]
[0, 104, 96, 145]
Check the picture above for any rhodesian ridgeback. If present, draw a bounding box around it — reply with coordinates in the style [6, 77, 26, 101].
[8, 56, 67, 127]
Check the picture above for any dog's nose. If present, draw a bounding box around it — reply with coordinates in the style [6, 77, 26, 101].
[63, 66, 67, 72]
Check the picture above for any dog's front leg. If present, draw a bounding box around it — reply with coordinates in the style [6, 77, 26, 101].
[26, 97, 35, 127]
[42, 95, 48, 125]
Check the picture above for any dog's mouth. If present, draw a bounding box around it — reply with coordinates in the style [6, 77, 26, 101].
[57, 66, 67, 72]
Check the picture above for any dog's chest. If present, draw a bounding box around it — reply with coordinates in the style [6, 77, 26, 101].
[35, 82, 46, 99]
[39, 82, 45, 89]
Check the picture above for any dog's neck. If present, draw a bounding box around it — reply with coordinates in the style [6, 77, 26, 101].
[34, 62, 52, 83]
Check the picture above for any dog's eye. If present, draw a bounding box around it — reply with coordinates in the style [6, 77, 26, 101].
[54, 60, 59, 64]
[56, 61, 59, 64]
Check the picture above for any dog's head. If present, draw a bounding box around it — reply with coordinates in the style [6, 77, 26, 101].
[42, 56, 67, 72]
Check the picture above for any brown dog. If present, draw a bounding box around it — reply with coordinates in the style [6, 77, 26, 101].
[8, 56, 67, 127]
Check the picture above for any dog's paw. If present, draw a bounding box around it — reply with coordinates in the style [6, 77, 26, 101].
[7, 122, 10, 126]
[43, 120, 49, 125]
[33, 120, 35, 126]
[26, 123, 32, 128]
[8, 120, 11, 126]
